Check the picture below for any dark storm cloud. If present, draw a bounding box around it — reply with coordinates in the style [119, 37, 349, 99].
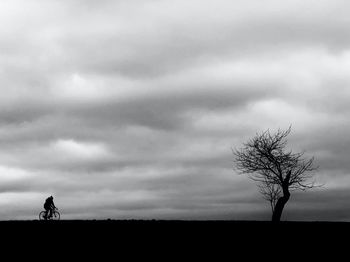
[53, 0, 350, 79]
[0, 0, 350, 220]
[67, 86, 274, 130]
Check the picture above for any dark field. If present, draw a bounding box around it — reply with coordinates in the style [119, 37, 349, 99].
[1, 220, 347, 260]
[2, 220, 349, 250]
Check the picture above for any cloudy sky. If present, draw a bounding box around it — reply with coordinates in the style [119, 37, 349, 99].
[0, 0, 350, 220]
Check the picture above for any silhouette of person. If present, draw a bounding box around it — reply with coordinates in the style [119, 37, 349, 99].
[44, 196, 56, 219]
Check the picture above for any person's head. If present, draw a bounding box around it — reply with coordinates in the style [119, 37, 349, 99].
[50, 196, 53, 199]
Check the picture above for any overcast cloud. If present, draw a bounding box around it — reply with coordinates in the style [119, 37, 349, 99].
[0, 0, 349, 220]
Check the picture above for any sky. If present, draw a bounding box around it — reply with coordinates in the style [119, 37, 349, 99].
[0, 0, 350, 220]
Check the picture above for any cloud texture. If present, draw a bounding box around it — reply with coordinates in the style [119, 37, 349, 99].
[0, 0, 349, 220]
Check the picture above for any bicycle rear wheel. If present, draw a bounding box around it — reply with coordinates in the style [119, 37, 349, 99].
[39, 211, 47, 220]
[52, 211, 60, 220]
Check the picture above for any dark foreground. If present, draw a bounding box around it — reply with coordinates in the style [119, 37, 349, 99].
[2, 220, 348, 258]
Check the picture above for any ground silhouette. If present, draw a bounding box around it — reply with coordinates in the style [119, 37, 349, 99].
[0, 219, 348, 259]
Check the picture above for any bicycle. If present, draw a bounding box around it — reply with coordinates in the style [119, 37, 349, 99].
[39, 208, 60, 221]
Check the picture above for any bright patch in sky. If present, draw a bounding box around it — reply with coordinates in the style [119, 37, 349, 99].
[52, 139, 111, 160]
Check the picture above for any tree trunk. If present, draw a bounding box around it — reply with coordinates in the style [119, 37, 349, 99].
[272, 171, 291, 222]
[271, 192, 290, 222]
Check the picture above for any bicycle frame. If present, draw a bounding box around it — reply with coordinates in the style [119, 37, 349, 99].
[46, 208, 57, 219]
[39, 208, 60, 221]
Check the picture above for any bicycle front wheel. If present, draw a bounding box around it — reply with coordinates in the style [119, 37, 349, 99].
[52, 211, 60, 220]
[39, 211, 47, 221]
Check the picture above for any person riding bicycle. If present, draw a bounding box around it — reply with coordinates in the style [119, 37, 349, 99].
[44, 196, 56, 219]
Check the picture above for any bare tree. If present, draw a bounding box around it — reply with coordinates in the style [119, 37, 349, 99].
[233, 127, 318, 222]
